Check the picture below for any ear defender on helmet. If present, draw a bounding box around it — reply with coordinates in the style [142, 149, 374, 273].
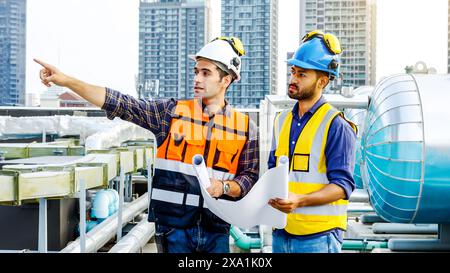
[231, 57, 241, 70]
[288, 30, 342, 81]
[328, 59, 339, 81]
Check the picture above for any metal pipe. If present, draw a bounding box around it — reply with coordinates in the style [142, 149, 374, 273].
[388, 239, 450, 252]
[230, 226, 261, 250]
[342, 239, 388, 252]
[347, 203, 374, 213]
[360, 213, 387, 224]
[108, 216, 155, 253]
[373, 223, 438, 234]
[388, 224, 450, 252]
[349, 189, 370, 203]
[325, 94, 369, 109]
[60, 193, 149, 253]
[265, 94, 369, 109]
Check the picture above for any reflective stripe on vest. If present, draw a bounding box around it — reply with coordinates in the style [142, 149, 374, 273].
[275, 102, 349, 235]
[294, 204, 348, 216]
[151, 188, 208, 208]
[274, 110, 290, 150]
[154, 158, 236, 181]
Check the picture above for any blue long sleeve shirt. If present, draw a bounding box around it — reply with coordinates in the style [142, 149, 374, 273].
[268, 96, 357, 243]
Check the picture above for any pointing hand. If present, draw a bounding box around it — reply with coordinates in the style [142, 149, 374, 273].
[34, 58, 69, 87]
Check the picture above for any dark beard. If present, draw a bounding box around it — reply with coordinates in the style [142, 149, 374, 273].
[288, 85, 315, 101]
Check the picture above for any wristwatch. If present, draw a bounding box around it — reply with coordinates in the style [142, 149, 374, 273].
[222, 181, 230, 195]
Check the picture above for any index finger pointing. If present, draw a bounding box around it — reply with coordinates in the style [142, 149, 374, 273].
[33, 58, 51, 69]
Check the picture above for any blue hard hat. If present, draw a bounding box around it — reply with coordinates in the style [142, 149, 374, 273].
[287, 37, 340, 79]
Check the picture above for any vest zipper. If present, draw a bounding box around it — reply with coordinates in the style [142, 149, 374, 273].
[203, 115, 215, 163]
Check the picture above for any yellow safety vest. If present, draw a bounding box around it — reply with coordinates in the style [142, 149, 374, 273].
[274, 102, 355, 236]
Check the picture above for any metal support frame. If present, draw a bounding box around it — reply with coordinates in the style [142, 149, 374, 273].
[124, 174, 129, 202]
[117, 168, 125, 241]
[124, 174, 133, 202]
[79, 179, 86, 253]
[146, 154, 153, 214]
[128, 174, 133, 201]
[38, 198, 47, 253]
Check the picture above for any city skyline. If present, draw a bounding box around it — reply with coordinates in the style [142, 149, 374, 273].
[0, 0, 26, 106]
[138, 0, 211, 100]
[221, 0, 278, 108]
[23, 0, 449, 101]
[300, 0, 377, 91]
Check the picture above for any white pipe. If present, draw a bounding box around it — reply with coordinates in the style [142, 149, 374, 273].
[108, 216, 155, 253]
[60, 193, 149, 253]
[349, 189, 370, 203]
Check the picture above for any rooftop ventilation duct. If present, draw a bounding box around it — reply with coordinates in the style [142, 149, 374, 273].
[361, 74, 450, 223]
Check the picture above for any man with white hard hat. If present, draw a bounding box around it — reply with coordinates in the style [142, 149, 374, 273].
[35, 37, 259, 253]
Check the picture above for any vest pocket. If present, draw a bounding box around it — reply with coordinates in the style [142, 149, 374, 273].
[292, 153, 310, 172]
[184, 138, 206, 164]
[165, 133, 186, 161]
[214, 141, 239, 172]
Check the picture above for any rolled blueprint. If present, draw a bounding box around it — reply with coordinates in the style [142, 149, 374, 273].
[193, 155, 211, 188]
[192, 154, 289, 229]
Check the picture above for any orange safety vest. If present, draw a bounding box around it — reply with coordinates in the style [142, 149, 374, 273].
[156, 99, 248, 176]
[149, 99, 249, 230]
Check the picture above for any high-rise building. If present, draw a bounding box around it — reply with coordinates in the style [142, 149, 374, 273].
[300, 0, 376, 91]
[0, 0, 26, 106]
[286, 51, 294, 91]
[138, 0, 211, 100]
[221, 0, 278, 108]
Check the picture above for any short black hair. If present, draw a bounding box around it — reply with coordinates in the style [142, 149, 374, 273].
[216, 67, 234, 89]
[216, 67, 229, 80]
[315, 70, 330, 88]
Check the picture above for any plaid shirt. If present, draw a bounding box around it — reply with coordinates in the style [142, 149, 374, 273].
[101, 88, 259, 198]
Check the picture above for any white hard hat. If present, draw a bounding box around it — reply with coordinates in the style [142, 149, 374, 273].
[189, 39, 242, 81]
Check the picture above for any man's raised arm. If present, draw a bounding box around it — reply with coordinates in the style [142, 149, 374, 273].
[34, 58, 106, 108]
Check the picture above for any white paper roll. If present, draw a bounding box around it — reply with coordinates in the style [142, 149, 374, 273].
[192, 154, 289, 229]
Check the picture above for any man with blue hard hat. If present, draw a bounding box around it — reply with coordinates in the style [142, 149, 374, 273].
[268, 30, 357, 253]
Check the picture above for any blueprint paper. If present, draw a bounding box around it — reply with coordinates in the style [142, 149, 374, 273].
[192, 155, 288, 229]
[192, 155, 211, 188]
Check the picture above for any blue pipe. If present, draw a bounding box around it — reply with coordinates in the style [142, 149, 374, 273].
[77, 220, 99, 235]
[230, 226, 261, 250]
[86, 220, 99, 232]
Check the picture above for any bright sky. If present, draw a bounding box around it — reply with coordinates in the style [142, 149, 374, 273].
[26, 0, 448, 97]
